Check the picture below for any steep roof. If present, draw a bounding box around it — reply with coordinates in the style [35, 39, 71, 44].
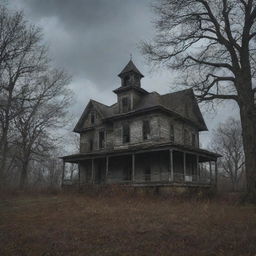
[74, 89, 207, 132]
[118, 60, 144, 77]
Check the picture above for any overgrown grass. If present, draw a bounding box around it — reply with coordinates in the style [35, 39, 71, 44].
[0, 191, 256, 256]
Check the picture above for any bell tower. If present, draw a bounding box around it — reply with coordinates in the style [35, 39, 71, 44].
[113, 60, 148, 113]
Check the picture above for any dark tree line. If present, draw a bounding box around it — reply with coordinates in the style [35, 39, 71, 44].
[0, 5, 72, 190]
[142, 0, 256, 201]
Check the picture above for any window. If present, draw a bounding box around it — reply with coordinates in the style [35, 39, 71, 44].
[144, 167, 151, 181]
[184, 129, 189, 145]
[99, 130, 105, 149]
[192, 133, 196, 147]
[89, 139, 93, 151]
[122, 97, 131, 113]
[122, 123, 130, 143]
[123, 75, 129, 87]
[143, 120, 150, 140]
[170, 124, 174, 143]
[90, 111, 95, 124]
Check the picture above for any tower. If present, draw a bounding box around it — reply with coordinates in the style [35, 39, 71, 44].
[114, 60, 148, 113]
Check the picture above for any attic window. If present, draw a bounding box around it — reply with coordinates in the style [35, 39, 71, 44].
[143, 120, 150, 140]
[170, 124, 174, 143]
[90, 112, 95, 124]
[122, 123, 130, 143]
[122, 97, 131, 112]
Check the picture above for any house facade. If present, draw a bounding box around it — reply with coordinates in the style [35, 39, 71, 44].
[62, 60, 220, 188]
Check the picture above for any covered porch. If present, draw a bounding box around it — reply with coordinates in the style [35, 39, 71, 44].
[61, 144, 220, 188]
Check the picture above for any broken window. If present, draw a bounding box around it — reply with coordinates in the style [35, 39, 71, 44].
[143, 120, 150, 140]
[122, 123, 130, 143]
[170, 124, 174, 143]
[99, 130, 105, 149]
[122, 96, 131, 112]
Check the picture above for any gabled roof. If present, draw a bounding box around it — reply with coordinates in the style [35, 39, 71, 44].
[74, 89, 208, 133]
[118, 60, 144, 77]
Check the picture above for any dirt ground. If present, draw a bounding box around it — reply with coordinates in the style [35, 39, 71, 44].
[0, 192, 256, 256]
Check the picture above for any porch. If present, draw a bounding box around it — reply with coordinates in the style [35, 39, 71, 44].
[62, 145, 219, 188]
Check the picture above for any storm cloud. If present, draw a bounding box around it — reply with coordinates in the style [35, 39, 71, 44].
[6, 0, 239, 148]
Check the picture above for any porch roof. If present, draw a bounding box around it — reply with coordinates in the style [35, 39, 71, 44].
[61, 142, 221, 163]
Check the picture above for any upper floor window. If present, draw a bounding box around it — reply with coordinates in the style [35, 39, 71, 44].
[143, 120, 150, 140]
[122, 123, 130, 143]
[184, 129, 190, 145]
[89, 139, 93, 151]
[122, 96, 131, 113]
[90, 111, 95, 125]
[99, 130, 105, 149]
[192, 133, 196, 147]
[170, 124, 174, 143]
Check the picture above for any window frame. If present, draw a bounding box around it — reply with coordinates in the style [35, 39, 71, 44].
[122, 123, 130, 144]
[143, 120, 150, 141]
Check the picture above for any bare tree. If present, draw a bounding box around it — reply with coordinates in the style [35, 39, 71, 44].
[0, 5, 72, 189]
[13, 70, 71, 189]
[0, 5, 47, 183]
[211, 118, 245, 191]
[142, 0, 256, 201]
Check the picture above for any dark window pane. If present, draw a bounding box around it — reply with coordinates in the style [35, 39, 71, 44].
[123, 123, 130, 143]
[99, 130, 105, 149]
[143, 120, 150, 140]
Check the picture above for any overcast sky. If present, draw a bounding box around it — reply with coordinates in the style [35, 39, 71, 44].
[6, 0, 239, 149]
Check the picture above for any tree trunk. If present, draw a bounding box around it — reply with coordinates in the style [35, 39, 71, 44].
[240, 100, 256, 202]
[0, 128, 8, 187]
[19, 161, 29, 190]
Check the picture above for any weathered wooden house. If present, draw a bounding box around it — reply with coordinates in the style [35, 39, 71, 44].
[62, 60, 220, 188]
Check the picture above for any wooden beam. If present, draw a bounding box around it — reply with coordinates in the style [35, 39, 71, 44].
[196, 155, 199, 182]
[132, 153, 135, 183]
[169, 149, 174, 182]
[215, 160, 218, 187]
[209, 161, 212, 184]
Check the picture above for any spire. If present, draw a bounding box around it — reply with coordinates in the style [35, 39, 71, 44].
[118, 60, 144, 78]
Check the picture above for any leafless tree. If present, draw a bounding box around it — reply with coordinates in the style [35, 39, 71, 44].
[142, 0, 256, 201]
[211, 118, 245, 191]
[0, 5, 47, 183]
[0, 5, 72, 189]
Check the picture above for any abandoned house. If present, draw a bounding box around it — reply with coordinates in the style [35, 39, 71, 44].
[62, 60, 220, 188]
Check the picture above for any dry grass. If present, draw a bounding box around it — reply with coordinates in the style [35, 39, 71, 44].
[0, 192, 256, 256]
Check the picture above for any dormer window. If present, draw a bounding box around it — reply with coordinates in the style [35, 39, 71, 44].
[143, 120, 150, 140]
[90, 111, 95, 125]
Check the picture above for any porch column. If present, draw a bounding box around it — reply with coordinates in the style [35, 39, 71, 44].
[132, 153, 135, 183]
[169, 149, 174, 182]
[215, 160, 218, 187]
[209, 161, 212, 184]
[78, 164, 80, 188]
[106, 156, 109, 184]
[91, 159, 95, 184]
[196, 155, 199, 182]
[61, 160, 65, 188]
[183, 152, 186, 182]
